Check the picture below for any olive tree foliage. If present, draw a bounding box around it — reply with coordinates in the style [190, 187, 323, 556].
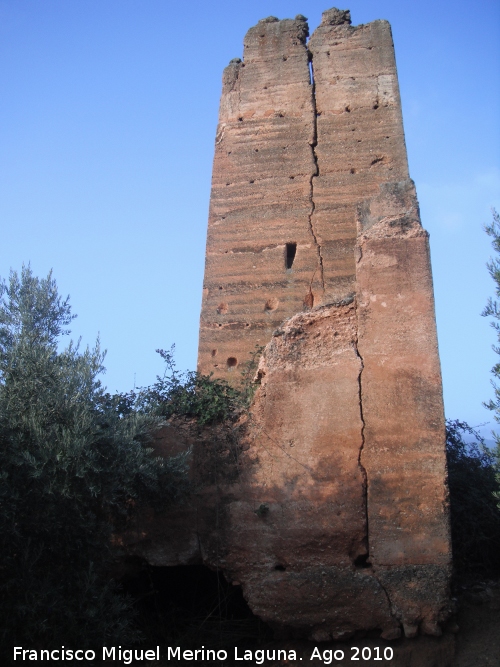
[445, 420, 500, 574]
[136, 347, 248, 427]
[0, 267, 187, 650]
[482, 208, 500, 508]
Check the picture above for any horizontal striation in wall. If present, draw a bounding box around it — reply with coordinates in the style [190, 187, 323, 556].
[198, 12, 411, 380]
[199, 16, 318, 377]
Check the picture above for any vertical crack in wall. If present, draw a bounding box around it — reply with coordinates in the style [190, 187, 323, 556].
[352, 298, 369, 565]
[375, 575, 398, 629]
[353, 299, 396, 624]
[307, 54, 325, 292]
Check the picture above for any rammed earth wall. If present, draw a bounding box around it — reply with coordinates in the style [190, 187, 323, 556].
[132, 7, 451, 642]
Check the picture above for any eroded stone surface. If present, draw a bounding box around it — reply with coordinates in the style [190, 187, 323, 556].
[308, 15, 409, 306]
[217, 303, 399, 639]
[199, 9, 413, 382]
[355, 180, 451, 632]
[198, 16, 317, 378]
[134, 6, 451, 641]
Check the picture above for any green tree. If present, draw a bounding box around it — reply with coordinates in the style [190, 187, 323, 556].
[445, 420, 500, 574]
[483, 208, 500, 510]
[0, 267, 187, 650]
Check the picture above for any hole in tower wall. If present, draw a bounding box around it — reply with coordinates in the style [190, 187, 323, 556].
[285, 243, 297, 269]
[119, 562, 272, 643]
[354, 554, 372, 569]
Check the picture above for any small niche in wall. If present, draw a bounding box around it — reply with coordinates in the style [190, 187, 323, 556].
[264, 298, 279, 312]
[217, 302, 228, 314]
[227, 357, 238, 369]
[285, 243, 297, 270]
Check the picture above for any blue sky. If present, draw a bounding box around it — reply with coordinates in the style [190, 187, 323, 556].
[1, 0, 499, 435]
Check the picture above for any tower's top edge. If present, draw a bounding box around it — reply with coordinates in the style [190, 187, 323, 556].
[257, 14, 308, 24]
[321, 7, 352, 26]
[244, 15, 310, 50]
[255, 8, 350, 27]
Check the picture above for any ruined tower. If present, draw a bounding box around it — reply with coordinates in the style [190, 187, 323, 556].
[194, 7, 451, 639]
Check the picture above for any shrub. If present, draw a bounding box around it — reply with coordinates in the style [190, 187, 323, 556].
[136, 347, 242, 427]
[136, 345, 261, 427]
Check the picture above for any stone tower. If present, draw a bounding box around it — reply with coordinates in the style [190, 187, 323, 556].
[193, 8, 451, 640]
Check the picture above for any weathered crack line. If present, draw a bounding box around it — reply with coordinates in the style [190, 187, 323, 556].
[375, 576, 398, 628]
[307, 54, 325, 292]
[352, 298, 369, 564]
[352, 299, 397, 623]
